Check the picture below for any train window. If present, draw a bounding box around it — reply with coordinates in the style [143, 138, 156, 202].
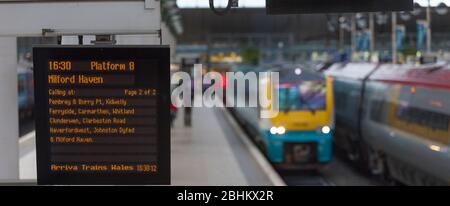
[370, 99, 385, 123]
[396, 104, 450, 132]
[394, 85, 450, 132]
[334, 90, 347, 112]
[385, 85, 450, 145]
[279, 81, 326, 112]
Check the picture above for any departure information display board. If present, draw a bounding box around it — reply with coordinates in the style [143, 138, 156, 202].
[33, 46, 170, 185]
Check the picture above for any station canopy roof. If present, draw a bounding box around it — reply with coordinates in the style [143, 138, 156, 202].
[177, 1, 450, 44]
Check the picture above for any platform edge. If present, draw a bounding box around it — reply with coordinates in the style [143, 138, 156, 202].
[220, 108, 286, 186]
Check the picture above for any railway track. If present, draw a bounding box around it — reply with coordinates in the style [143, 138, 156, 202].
[226, 108, 379, 186]
[280, 170, 333, 186]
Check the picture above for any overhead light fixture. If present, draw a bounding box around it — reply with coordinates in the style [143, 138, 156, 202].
[399, 11, 412, 21]
[376, 12, 388, 25]
[436, 2, 448, 15]
[411, 2, 422, 16]
[356, 13, 368, 29]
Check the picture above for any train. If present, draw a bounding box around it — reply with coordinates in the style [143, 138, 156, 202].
[229, 64, 334, 169]
[325, 62, 450, 185]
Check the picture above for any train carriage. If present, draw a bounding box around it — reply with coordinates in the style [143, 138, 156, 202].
[326, 62, 450, 185]
[362, 63, 450, 185]
[324, 63, 378, 163]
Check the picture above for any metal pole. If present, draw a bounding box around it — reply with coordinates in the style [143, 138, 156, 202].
[351, 14, 356, 60]
[339, 25, 344, 51]
[369, 13, 375, 62]
[392, 12, 397, 64]
[426, 0, 432, 53]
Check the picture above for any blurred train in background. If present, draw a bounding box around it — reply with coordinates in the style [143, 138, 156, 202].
[17, 37, 56, 122]
[324, 62, 450, 186]
[17, 54, 34, 120]
[228, 64, 334, 169]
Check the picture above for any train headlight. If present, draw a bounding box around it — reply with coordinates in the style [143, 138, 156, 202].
[270, 127, 278, 135]
[270, 126, 286, 135]
[321, 126, 331, 134]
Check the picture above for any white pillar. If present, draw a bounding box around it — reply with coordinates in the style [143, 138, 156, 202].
[426, 1, 432, 53]
[339, 26, 344, 51]
[391, 12, 397, 64]
[350, 14, 356, 60]
[369, 13, 375, 61]
[0, 37, 19, 180]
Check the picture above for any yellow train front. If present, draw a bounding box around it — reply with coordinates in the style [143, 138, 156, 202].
[232, 65, 334, 169]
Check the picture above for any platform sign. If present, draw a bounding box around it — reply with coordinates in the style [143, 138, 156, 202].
[33, 46, 170, 185]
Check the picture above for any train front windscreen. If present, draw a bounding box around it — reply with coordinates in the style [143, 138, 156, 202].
[278, 81, 327, 112]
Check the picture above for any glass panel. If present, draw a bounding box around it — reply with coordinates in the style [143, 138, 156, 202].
[279, 81, 326, 111]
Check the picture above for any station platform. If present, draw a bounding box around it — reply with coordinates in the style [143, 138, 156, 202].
[18, 107, 284, 186]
